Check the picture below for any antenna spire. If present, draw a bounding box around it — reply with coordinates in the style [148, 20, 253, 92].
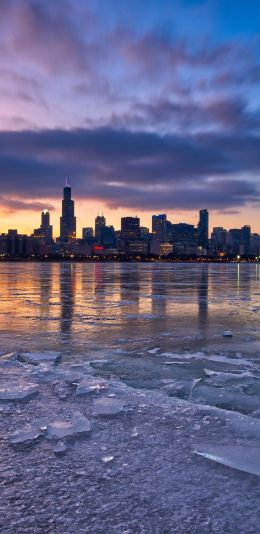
[65, 177, 70, 187]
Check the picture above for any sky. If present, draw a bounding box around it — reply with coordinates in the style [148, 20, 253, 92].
[0, 0, 260, 236]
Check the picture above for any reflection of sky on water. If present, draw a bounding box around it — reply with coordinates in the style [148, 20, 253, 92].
[0, 262, 260, 359]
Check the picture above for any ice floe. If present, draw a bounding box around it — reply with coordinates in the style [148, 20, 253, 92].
[223, 331, 233, 338]
[18, 351, 61, 366]
[76, 376, 109, 396]
[0, 384, 39, 402]
[53, 441, 67, 456]
[92, 396, 130, 416]
[195, 445, 260, 477]
[47, 412, 91, 440]
[9, 420, 46, 445]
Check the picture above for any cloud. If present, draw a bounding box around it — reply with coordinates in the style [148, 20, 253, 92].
[0, 127, 259, 211]
[104, 95, 260, 133]
[0, 0, 259, 132]
[0, 1, 91, 75]
[0, 1, 259, 218]
[0, 196, 54, 214]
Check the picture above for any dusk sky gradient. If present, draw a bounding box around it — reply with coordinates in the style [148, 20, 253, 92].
[0, 0, 260, 235]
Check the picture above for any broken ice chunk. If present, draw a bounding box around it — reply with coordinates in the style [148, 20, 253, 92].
[225, 412, 260, 439]
[0, 352, 17, 360]
[101, 455, 114, 463]
[47, 412, 91, 440]
[191, 384, 259, 413]
[223, 331, 233, 338]
[18, 351, 61, 366]
[53, 381, 71, 399]
[76, 376, 109, 396]
[9, 423, 45, 445]
[251, 408, 260, 419]
[195, 445, 260, 477]
[92, 396, 129, 416]
[53, 441, 67, 456]
[0, 384, 39, 402]
[204, 369, 254, 387]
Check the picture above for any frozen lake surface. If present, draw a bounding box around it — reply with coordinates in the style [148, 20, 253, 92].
[1, 262, 260, 415]
[1, 262, 260, 533]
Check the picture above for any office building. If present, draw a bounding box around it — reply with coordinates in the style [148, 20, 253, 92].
[198, 209, 209, 250]
[60, 180, 76, 241]
[152, 214, 167, 243]
[95, 215, 106, 244]
[102, 225, 115, 247]
[121, 217, 140, 242]
[82, 227, 94, 241]
[241, 225, 251, 256]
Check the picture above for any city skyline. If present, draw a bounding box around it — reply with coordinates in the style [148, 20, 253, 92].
[0, 1, 260, 234]
[0, 181, 259, 239]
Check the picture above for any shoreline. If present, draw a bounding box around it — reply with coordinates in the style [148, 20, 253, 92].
[0, 258, 258, 263]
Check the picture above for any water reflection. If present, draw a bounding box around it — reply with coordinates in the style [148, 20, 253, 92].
[197, 264, 208, 332]
[0, 263, 260, 357]
[39, 264, 53, 320]
[59, 263, 75, 336]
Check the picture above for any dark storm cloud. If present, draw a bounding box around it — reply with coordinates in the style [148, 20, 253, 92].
[0, 127, 259, 211]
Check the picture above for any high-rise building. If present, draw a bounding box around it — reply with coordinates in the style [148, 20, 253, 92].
[121, 217, 140, 242]
[41, 209, 53, 242]
[140, 226, 150, 239]
[95, 215, 106, 244]
[210, 227, 227, 255]
[152, 214, 167, 243]
[170, 223, 197, 256]
[41, 209, 50, 229]
[227, 229, 241, 256]
[198, 209, 209, 250]
[33, 209, 53, 243]
[102, 225, 115, 247]
[82, 227, 94, 241]
[241, 225, 251, 255]
[171, 223, 195, 244]
[251, 233, 260, 256]
[166, 220, 173, 242]
[60, 180, 76, 241]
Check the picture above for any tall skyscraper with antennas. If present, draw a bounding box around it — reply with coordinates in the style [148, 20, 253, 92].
[60, 180, 76, 241]
[95, 215, 106, 244]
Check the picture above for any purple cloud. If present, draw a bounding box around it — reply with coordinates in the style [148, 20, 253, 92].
[0, 127, 259, 212]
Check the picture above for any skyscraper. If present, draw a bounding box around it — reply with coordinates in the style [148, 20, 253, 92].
[102, 225, 115, 247]
[95, 215, 106, 244]
[152, 214, 167, 243]
[41, 209, 53, 242]
[121, 217, 140, 241]
[82, 227, 94, 241]
[210, 227, 227, 255]
[241, 225, 251, 256]
[41, 209, 50, 229]
[33, 209, 53, 243]
[198, 209, 209, 250]
[60, 180, 76, 241]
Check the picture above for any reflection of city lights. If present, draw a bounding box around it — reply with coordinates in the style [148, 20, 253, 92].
[237, 262, 240, 285]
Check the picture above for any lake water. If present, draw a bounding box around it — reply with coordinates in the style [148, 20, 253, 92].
[1, 261, 260, 415]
